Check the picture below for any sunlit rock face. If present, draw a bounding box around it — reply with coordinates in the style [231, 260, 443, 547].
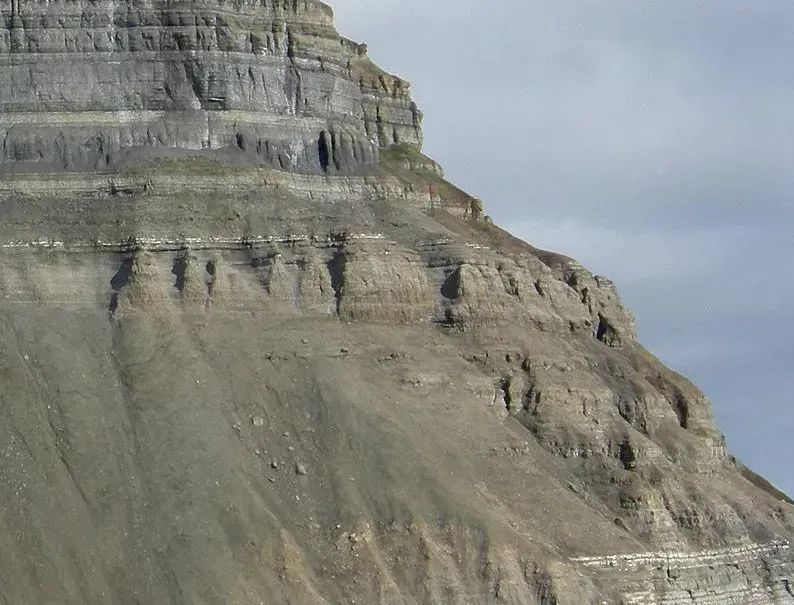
[0, 1, 791, 604]
[0, 0, 421, 172]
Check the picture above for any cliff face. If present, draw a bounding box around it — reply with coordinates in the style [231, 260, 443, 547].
[0, 0, 419, 172]
[0, 2, 792, 604]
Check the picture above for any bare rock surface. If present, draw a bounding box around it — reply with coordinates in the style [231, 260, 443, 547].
[0, 1, 791, 603]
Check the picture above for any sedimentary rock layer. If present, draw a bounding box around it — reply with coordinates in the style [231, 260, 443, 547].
[0, 0, 420, 171]
[0, 1, 791, 603]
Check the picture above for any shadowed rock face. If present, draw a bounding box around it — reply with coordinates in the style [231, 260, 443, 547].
[0, 2, 792, 604]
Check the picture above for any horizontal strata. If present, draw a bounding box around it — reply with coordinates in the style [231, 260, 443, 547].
[0, 118, 383, 174]
[0, 236, 491, 252]
[573, 542, 792, 605]
[0, 0, 421, 171]
[0, 235, 637, 345]
[0, 110, 339, 126]
[0, 51, 409, 114]
[0, 0, 338, 50]
[573, 540, 790, 569]
[0, 170, 431, 205]
[0, 233, 387, 247]
[0, 1, 791, 603]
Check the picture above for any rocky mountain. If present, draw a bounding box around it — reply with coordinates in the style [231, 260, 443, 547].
[0, 0, 791, 603]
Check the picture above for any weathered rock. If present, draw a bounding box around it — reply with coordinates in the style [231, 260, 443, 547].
[0, 0, 420, 173]
[0, 1, 790, 604]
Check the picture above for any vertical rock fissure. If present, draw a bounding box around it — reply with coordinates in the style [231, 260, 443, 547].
[327, 249, 346, 315]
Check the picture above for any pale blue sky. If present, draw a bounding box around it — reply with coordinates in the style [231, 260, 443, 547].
[331, 0, 794, 496]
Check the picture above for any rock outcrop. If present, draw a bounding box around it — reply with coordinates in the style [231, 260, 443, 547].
[0, 1, 791, 604]
[0, 0, 420, 172]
